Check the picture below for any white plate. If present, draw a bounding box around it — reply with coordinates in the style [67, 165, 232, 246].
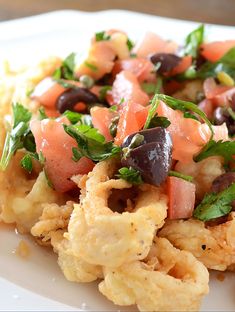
[0, 10, 235, 311]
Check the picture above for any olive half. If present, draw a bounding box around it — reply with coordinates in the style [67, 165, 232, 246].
[121, 127, 172, 186]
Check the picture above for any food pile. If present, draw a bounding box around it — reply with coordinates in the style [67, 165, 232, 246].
[0, 26, 235, 311]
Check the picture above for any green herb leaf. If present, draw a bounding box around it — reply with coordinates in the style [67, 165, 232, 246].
[63, 110, 82, 124]
[0, 103, 34, 170]
[127, 38, 134, 51]
[194, 140, 235, 165]
[198, 47, 235, 79]
[109, 105, 118, 112]
[38, 107, 48, 120]
[99, 85, 112, 101]
[154, 94, 213, 139]
[148, 116, 171, 129]
[184, 24, 204, 58]
[84, 61, 98, 72]
[193, 183, 235, 221]
[72, 147, 83, 162]
[52, 68, 62, 80]
[64, 124, 121, 162]
[20, 154, 33, 173]
[117, 167, 143, 185]
[168, 170, 193, 182]
[183, 111, 199, 121]
[95, 31, 111, 42]
[143, 94, 160, 129]
[141, 82, 161, 95]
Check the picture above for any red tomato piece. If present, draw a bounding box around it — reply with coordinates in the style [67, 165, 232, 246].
[203, 78, 231, 100]
[200, 40, 235, 63]
[111, 70, 149, 106]
[112, 58, 156, 83]
[167, 176, 196, 219]
[134, 32, 178, 58]
[31, 77, 65, 108]
[114, 100, 148, 145]
[169, 55, 192, 76]
[157, 101, 229, 163]
[30, 116, 94, 193]
[91, 106, 118, 142]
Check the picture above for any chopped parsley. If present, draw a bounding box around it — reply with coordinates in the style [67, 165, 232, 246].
[0, 103, 35, 170]
[64, 124, 121, 162]
[117, 167, 143, 185]
[193, 182, 235, 221]
[20, 153, 33, 173]
[127, 38, 134, 51]
[168, 170, 193, 182]
[184, 24, 205, 58]
[84, 61, 98, 71]
[95, 31, 111, 42]
[99, 85, 112, 101]
[194, 140, 235, 165]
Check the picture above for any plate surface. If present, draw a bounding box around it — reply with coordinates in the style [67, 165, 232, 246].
[0, 10, 235, 311]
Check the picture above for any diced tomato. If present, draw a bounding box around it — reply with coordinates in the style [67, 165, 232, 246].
[114, 100, 148, 145]
[112, 58, 156, 83]
[75, 41, 116, 80]
[167, 176, 196, 219]
[203, 78, 231, 100]
[31, 77, 82, 109]
[31, 77, 65, 108]
[111, 70, 149, 106]
[134, 32, 178, 58]
[200, 40, 235, 63]
[157, 100, 229, 163]
[30, 117, 94, 193]
[91, 106, 118, 141]
[197, 99, 214, 120]
[169, 55, 192, 76]
[213, 87, 235, 107]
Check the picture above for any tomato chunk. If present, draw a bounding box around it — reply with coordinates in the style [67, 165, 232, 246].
[167, 176, 196, 219]
[91, 106, 118, 142]
[112, 58, 156, 83]
[30, 117, 94, 193]
[134, 32, 178, 58]
[114, 101, 148, 145]
[200, 40, 235, 63]
[111, 70, 149, 106]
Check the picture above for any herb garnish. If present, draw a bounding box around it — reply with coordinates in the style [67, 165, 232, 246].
[53, 53, 77, 80]
[193, 182, 235, 221]
[194, 140, 235, 165]
[99, 85, 112, 101]
[0, 103, 35, 170]
[64, 124, 121, 162]
[153, 94, 213, 139]
[184, 24, 204, 58]
[117, 167, 143, 185]
[84, 61, 98, 71]
[95, 31, 111, 42]
[169, 170, 193, 182]
[127, 38, 134, 51]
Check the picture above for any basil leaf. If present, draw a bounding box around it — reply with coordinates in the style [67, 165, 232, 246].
[184, 24, 204, 58]
[95, 31, 111, 42]
[117, 167, 143, 185]
[193, 183, 235, 221]
[64, 124, 121, 162]
[168, 170, 193, 182]
[194, 140, 235, 165]
[0, 103, 34, 170]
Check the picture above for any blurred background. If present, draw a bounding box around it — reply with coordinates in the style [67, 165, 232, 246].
[0, 0, 234, 25]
